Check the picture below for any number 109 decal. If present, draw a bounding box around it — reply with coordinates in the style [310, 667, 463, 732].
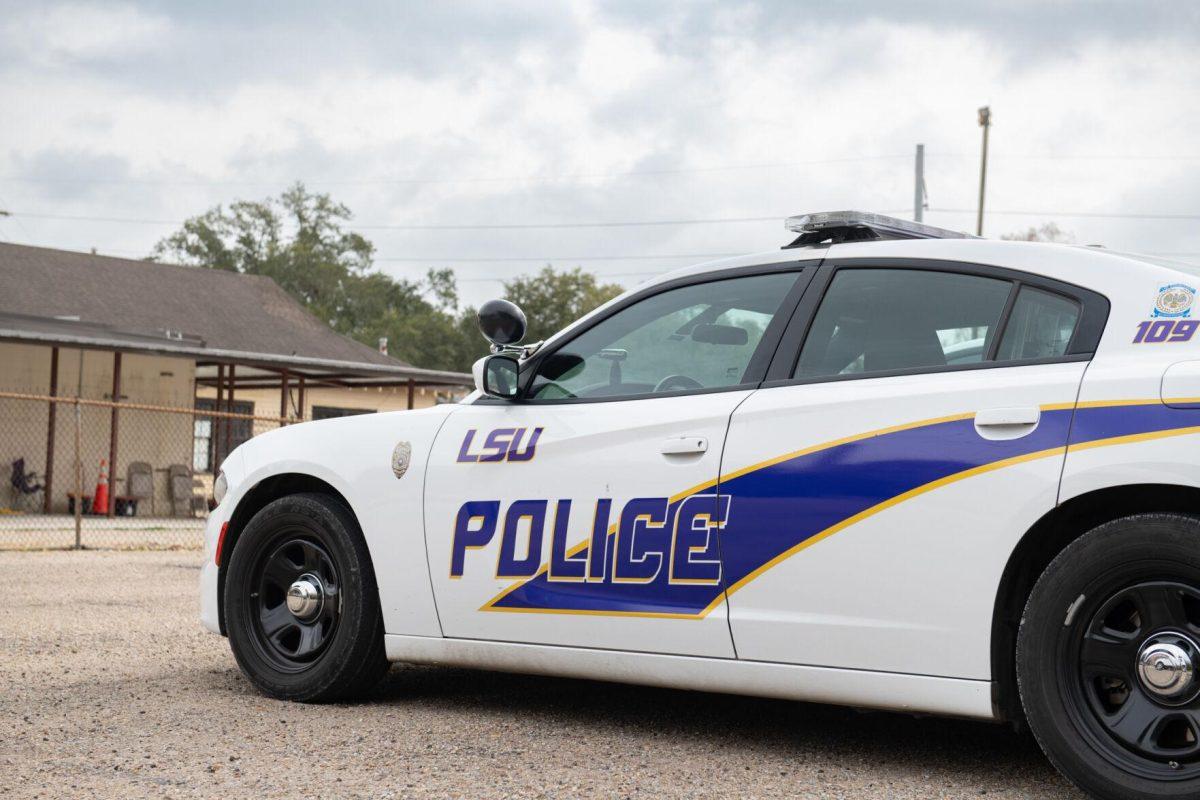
[1133, 319, 1198, 344]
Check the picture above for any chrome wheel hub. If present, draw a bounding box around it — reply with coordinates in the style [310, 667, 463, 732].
[1136, 635, 1198, 703]
[286, 573, 324, 620]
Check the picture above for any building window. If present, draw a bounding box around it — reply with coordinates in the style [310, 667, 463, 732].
[193, 417, 213, 473]
[194, 398, 255, 473]
[311, 406, 375, 420]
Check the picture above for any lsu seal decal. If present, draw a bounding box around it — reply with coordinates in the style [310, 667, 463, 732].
[1153, 283, 1195, 318]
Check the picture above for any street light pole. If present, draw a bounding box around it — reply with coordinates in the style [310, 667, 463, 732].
[976, 106, 991, 236]
[913, 143, 925, 222]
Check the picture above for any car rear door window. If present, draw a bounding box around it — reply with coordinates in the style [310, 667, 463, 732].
[795, 268, 1012, 379]
[995, 286, 1080, 361]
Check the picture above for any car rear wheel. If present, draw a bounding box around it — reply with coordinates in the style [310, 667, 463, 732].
[1018, 514, 1200, 799]
[224, 493, 389, 702]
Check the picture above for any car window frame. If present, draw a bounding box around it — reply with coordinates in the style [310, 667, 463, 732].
[762, 257, 1111, 388]
[474, 260, 821, 406]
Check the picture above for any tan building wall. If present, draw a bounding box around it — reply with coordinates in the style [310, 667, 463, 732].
[2, 341, 467, 515]
[194, 382, 464, 420]
[0, 342, 195, 514]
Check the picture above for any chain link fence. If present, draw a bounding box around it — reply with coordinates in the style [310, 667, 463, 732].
[0, 390, 296, 550]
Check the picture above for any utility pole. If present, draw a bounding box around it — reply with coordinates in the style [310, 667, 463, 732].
[913, 143, 926, 222]
[976, 106, 992, 236]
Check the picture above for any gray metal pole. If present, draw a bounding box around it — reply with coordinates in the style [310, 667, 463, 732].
[73, 349, 84, 549]
[976, 106, 991, 236]
[73, 399, 82, 549]
[914, 143, 925, 222]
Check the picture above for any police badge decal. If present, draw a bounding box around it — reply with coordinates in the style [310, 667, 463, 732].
[391, 441, 413, 479]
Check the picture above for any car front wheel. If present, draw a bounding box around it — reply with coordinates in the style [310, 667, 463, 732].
[223, 492, 388, 702]
[1018, 514, 1200, 799]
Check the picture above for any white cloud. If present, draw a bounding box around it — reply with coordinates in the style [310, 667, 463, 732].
[1, 3, 172, 64]
[0, 1, 1197, 304]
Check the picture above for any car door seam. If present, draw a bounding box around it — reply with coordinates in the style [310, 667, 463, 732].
[716, 388, 759, 660]
[420, 406, 461, 638]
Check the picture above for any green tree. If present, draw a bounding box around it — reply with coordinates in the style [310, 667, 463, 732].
[151, 183, 379, 329]
[499, 266, 624, 344]
[151, 183, 480, 370]
[152, 187, 630, 374]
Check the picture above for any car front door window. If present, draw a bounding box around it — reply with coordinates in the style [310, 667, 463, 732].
[529, 272, 800, 401]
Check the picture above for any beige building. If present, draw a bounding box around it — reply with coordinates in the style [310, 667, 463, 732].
[0, 242, 471, 517]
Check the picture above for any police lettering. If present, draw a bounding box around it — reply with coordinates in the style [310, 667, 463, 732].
[450, 495, 730, 586]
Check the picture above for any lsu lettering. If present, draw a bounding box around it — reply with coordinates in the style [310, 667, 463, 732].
[457, 427, 543, 463]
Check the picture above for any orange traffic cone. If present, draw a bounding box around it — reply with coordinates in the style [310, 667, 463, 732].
[92, 459, 110, 516]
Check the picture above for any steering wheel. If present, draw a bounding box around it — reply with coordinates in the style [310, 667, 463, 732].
[653, 374, 703, 393]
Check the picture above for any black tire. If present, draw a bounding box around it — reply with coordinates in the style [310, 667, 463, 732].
[224, 493, 389, 702]
[1018, 514, 1200, 799]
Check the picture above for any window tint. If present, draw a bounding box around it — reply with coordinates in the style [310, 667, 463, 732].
[796, 269, 1011, 379]
[528, 272, 799, 400]
[996, 286, 1079, 361]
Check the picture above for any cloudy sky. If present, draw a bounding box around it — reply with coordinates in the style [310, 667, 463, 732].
[1, 1, 1198, 305]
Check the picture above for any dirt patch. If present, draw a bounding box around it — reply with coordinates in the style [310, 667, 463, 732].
[0, 550, 1078, 799]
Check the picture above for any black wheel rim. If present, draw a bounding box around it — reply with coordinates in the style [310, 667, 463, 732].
[249, 536, 341, 672]
[1068, 580, 1200, 778]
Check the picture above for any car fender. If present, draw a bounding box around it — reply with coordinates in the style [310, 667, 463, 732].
[229, 403, 460, 638]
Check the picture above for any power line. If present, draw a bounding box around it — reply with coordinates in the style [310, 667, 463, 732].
[3, 240, 741, 265]
[16, 206, 1200, 229]
[374, 253, 742, 263]
[3, 153, 1195, 190]
[357, 217, 781, 230]
[4, 210, 786, 229]
[456, 270, 658, 284]
[934, 154, 1200, 162]
[930, 208, 1200, 221]
[9, 212, 179, 225]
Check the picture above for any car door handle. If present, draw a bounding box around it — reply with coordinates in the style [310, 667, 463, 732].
[660, 437, 708, 456]
[975, 407, 1040, 426]
[974, 407, 1040, 440]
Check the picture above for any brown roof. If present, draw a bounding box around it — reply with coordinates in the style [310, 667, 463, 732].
[0, 241, 471, 384]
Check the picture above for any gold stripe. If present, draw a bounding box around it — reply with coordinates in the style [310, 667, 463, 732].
[1066, 424, 1200, 453]
[699, 419, 1200, 618]
[478, 605, 698, 620]
[674, 410, 978, 500]
[480, 410, 979, 612]
[697, 445, 1068, 617]
[481, 528, 609, 609]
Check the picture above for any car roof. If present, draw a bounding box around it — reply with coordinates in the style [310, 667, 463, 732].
[642, 238, 1184, 298]
[527, 236, 1193, 365]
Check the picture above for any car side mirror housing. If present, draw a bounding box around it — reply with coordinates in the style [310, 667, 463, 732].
[473, 354, 520, 399]
[477, 299, 527, 348]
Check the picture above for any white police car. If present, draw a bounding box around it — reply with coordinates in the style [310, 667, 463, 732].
[202, 211, 1200, 799]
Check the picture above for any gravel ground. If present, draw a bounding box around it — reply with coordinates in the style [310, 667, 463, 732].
[1, 550, 1080, 799]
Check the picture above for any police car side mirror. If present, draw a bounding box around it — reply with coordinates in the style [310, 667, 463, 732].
[473, 354, 520, 400]
[477, 299, 527, 348]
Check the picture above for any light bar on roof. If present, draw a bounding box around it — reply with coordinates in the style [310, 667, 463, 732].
[784, 210, 975, 240]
